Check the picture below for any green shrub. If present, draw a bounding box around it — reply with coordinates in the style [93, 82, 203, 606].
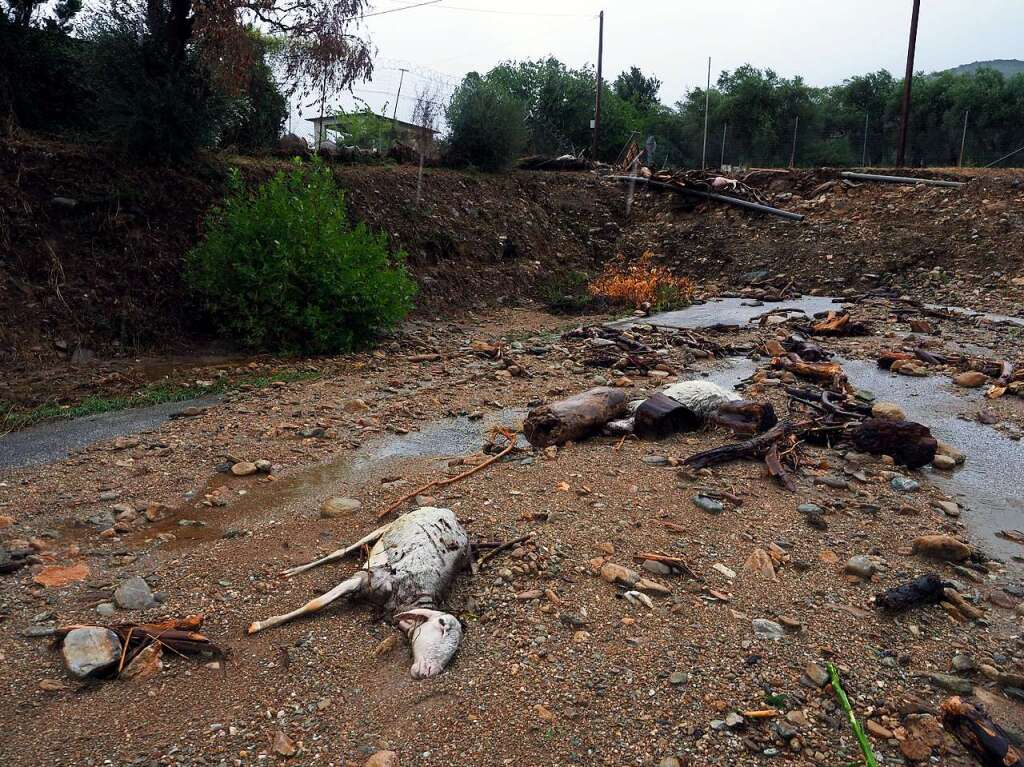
[539, 270, 596, 314]
[187, 160, 416, 354]
[445, 73, 528, 171]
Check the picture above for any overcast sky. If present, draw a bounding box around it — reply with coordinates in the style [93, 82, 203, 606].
[295, 0, 1023, 138]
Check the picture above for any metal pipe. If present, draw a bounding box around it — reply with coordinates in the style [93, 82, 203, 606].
[984, 143, 1024, 168]
[840, 171, 964, 188]
[609, 176, 805, 222]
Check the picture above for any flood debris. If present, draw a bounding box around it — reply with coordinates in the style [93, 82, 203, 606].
[941, 696, 1024, 767]
[55, 614, 222, 681]
[851, 418, 938, 469]
[711, 400, 778, 435]
[874, 574, 948, 612]
[250, 507, 470, 679]
[840, 171, 965, 189]
[523, 387, 627, 447]
[609, 173, 805, 222]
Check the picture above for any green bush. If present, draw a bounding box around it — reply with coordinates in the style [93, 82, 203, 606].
[187, 160, 416, 354]
[539, 270, 595, 314]
[445, 73, 528, 171]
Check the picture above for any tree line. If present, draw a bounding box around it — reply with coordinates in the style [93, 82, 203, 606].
[446, 57, 1024, 169]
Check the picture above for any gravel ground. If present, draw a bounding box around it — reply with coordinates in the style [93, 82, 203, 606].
[1, 300, 1023, 767]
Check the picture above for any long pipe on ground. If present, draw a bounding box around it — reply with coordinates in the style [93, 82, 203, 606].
[840, 171, 964, 189]
[609, 176, 805, 222]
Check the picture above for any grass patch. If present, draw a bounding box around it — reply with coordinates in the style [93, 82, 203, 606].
[0, 369, 319, 434]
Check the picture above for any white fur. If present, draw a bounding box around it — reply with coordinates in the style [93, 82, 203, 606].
[395, 608, 463, 678]
[660, 381, 737, 419]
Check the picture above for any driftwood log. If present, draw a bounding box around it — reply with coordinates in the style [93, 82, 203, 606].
[684, 420, 798, 472]
[851, 418, 937, 469]
[523, 387, 627, 447]
[941, 696, 1024, 767]
[711, 400, 778, 435]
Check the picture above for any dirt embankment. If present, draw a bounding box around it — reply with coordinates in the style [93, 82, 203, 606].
[0, 139, 627, 369]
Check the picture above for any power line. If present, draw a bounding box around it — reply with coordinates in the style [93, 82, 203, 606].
[434, 4, 596, 17]
[360, 0, 443, 20]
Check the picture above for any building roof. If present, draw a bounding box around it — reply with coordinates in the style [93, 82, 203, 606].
[307, 113, 438, 134]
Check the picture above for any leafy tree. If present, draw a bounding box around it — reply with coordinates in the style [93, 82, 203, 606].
[613, 66, 662, 112]
[445, 72, 528, 170]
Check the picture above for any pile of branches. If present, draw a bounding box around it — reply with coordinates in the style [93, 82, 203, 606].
[55, 615, 223, 681]
[649, 169, 769, 205]
[880, 347, 1018, 386]
[563, 324, 731, 373]
[683, 335, 939, 489]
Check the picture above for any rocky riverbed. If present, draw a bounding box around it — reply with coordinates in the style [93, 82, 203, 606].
[1, 294, 1023, 766]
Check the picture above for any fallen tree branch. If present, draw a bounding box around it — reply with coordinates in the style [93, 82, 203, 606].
[683, 420, 799, 471]
[473, 532, 537, 573]
[377, 429, 519, 520]
[608, 175, 805, 222]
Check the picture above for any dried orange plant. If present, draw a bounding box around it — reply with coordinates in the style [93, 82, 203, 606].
[588, 252, 695, 309]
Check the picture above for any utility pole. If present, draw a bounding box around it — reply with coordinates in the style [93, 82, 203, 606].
[958, 109, 969, 167]
[720, 123, 728, 168]
[592, 10, 604, 161]
[701, 56, 711, 169]
[789, 115, 799, 168]
[392, 68, 408, 132]
[862, 112, 869, 166]
[896, 0, 921, 167]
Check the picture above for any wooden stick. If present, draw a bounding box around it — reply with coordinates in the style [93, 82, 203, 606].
[474, 532, 536, 573]
[377, 430, 518, 520]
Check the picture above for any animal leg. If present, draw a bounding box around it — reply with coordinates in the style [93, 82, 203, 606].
[247, 572, 368, 634]
[280, 523, 391, 578]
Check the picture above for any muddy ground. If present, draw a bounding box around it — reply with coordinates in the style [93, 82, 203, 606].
[2, 287, 1024, 766]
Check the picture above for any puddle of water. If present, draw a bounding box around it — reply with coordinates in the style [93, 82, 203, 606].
[0, 395, 222, 472]
[839, 358, 1024, 562]
[132, 408, 527, 550]
[611, 296, 845, 330]
[700, 353, 1023, 564]
[925, 303, 1024, 328]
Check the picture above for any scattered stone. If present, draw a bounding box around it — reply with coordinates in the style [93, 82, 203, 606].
[230, 461, 258, 477]
[62, 627, 122, 678]
[871, 402, 906, 421]
[693, 495, 724, 514]
[804, 662, 829, 688]
[33, 563, 90, 588]
[713, 563, 736, 579]
[925, 673, 973, 694]
[642, 455, 669, 466]
[935, 500, 960, 517]
[752, 619, 785, 640]
[845, 555, 878, 579]
[725, 712, 745, 728]
[891, 476, 920, 492]
[932, 454, 957, 470]
[952, 654, 976, 673]
[866, 720, 894, 740]
[935, 440, 966, 465]
[669, 671, 689, 686]
[96, 603, 116, 617]
[272, 730, 297, 757]
[320, 497, 362, 518]
[255, 459, 273, 473]
[114, 576, 155, 610]
[953, 371, 988, 388]
[912, 535, 972, 562]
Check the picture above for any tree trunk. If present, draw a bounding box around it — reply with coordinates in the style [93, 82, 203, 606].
[523, 387, 627, 447]
[851, 418, 937, 469]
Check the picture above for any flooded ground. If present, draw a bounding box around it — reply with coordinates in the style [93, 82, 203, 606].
[0, 395, 222, 471]
[613, 295, 846, 330]
[639, 297, 1024, 566]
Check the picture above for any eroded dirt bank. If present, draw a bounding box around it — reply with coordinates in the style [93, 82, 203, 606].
[1, 295, 1023, 766]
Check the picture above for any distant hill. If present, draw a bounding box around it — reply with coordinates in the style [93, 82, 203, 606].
[944, 59, 1024, 77]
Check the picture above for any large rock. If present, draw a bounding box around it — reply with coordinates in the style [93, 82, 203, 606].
[62, 627, 122, 678]
[871, 402, 906, 422]
[320, 497, 362, 518]
[953, 371, 988, 388]
[114, 576, 155, 610]
[912, 535, 972, 562]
